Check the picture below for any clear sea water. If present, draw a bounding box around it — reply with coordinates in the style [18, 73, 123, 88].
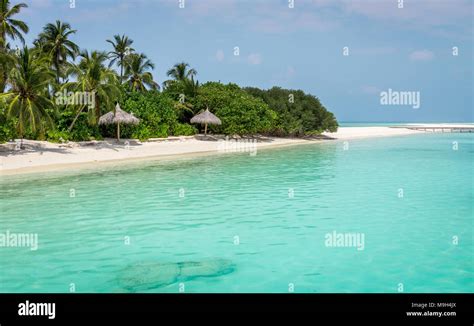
[0, 133, 473, 293]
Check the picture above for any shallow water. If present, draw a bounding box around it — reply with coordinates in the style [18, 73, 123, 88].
[0, 133, 473, 293]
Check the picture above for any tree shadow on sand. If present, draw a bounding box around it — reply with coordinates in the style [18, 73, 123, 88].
[0, 138, 144, 156]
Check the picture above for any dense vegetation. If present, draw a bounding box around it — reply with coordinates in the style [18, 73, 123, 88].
[244, 87, 338, 135]
[192, 82, 277, 135]
[0, 0, 337, 144]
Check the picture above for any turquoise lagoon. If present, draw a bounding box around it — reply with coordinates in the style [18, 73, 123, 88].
[0, 133, 473, 293]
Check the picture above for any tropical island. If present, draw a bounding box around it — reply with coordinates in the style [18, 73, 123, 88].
[0, 0, 472, 299]
[1, 0, 468, 175]
[0, 0, 338, 146]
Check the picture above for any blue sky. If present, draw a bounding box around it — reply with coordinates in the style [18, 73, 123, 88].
[19, 0, 474, 122]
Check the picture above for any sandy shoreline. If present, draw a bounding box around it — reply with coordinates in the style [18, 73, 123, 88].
[0, 126, 454, 175]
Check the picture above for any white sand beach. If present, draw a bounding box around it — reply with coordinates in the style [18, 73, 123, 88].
[0, 125, 466, 175]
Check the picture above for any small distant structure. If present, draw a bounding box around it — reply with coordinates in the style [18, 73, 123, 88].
[99, 103, 140, 141]
[190, 107, 222, 135]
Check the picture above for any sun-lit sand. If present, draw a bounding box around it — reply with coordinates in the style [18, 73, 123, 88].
[0, 126, 443, 175]
[322, 126, 424, 140]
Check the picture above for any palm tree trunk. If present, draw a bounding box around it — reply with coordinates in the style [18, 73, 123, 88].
[0, 66, 7, 93]
[18, 111, 24, 150]
[0, 31, 7, 93]
[120, 57, 123, 84]
[54, 55, 60, 84]
[94, 95, 100, 124]
[117, 122, 120, 141]
[68, 105, 86, 132]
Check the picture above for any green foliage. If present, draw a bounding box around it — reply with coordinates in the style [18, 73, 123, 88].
[48, 106, 102, 141]
[0, 1, 29, 46]
[68, 116, 101, 141]
[166, 62, 197, 82]
[0, 13, 340, 143]
[172, 123, 197, 136]
[64, 50, 121, 126]
[46, 130, 70, 143]
[162, 79, 186, 100]
[124, 53, 158, 91]
[162, 79, 194, 103]
[194, 82, 277, 135]
[102, 90, 178, 140]
[0, 104, 16, 142]
[105, 91, 199, 140]
[106, 34, 134, 82]
[131, 125, 152, 141]
[0, 47, 55, 138]
[0, 122, 14, 142]
[35, 20, 79, 83]
[244, 86, 338, 135]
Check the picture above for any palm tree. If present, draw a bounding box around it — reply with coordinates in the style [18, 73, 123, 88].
[0, 0, 29, 92]
[166, 62, 197, 82]
[107, 34, 134, 83]
[0, 41, 15, 81]
[36, 20, 79, 84]
[124, 53, 158, 91]
[0, 47, 54, 146]
[0, 0, 28, 45]
[183, 75, 199, 97]
[64, 50, 120, 129]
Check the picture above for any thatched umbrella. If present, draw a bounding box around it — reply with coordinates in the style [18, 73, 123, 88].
[190, 107, 221, 135]
[99, 103, 140, 141]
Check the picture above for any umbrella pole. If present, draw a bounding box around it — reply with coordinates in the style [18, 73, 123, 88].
[117, 122, 120, 141]
[204, 123, 208, 135]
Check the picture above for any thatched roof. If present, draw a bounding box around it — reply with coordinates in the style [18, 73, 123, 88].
[190, 108, 221, 125]
[99, 103, 140, 125]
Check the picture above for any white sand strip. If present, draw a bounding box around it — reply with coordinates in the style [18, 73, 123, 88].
[322, 126, 423, 140]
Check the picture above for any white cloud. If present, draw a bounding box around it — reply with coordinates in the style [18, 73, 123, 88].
[340, 0, 472, 39]
[215, 49, 225, 62]
[341, 0, 471, 27]
[247, 53, 262, 65]
[409, 50, 434, 61]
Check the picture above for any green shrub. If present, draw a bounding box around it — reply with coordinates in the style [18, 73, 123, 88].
[46, 130, 70, 143]
[244, 86, 338, 135]
[172, 123, 197, 136]
[104, 90, 179, 140]
[132, 125, 152, 141]
[194, 82, 277, 135]
[0, 124, 14, 142]
[55, 107, 102, 141]
[0, 102, 16, 142]
[70, 118, 102, 141]
[0, 118, 16, 142]
[0, 79, 338, 143]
